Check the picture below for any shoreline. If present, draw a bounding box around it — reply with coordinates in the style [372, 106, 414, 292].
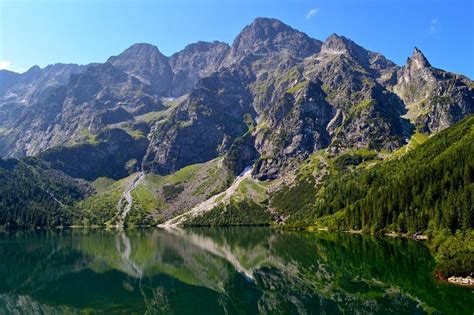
[1, 224, 471, 287]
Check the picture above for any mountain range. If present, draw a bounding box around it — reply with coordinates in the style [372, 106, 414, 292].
[0, 17, 472, 266]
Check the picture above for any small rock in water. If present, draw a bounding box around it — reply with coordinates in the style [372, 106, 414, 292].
[447, 276, 474, 286]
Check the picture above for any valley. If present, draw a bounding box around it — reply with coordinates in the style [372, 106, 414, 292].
[0, 17, 472, 283]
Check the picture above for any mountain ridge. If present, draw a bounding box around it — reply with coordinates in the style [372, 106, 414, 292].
[0, 18, 472, 235]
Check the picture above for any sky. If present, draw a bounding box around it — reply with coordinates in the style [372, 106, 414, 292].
[0, 0, 473, 78]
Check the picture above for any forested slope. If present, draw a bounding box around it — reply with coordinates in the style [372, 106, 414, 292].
[272, 115, 473, 234]
[0, 158, 91, 227]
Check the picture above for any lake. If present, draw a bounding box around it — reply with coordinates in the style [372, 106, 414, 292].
[0, 227, 472, 314]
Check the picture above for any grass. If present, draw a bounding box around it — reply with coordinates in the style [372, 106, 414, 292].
[191, 166, 224, 196]
[135, 111, 168, 123]
[76, 178, 126, 226]
[68, 128, 99, 146]
[131, 185, 162, 212]
[146, 162, 201, 187]
[114, 124, 145, 139]
[236, 178, 268, 204]
[286, 81, 309, 94]
[333, 148, 378, 168]
[92, 177, 115, 193]
[350, 99, 375, 116]
[391, 132, 429, 159]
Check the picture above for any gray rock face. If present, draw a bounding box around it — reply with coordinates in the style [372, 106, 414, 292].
[224, 17, 322, 65]
[170, 41, 230, 97]
[107, 43, 173, 95]
[39, 128, 148, 180]
[253, 81, 334, 179]
[394, 47, 474, 132]
[0, 17, 472, 182]
[108, 41, 231, 97]
[142, 67, 254, 174]
[1, 62, 160, 157]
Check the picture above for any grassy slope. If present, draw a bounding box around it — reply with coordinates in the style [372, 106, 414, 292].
[185, 176, 273, 226]
[77, 158, 230, 226]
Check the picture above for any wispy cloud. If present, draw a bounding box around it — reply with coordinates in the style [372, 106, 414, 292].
[306, 8, 318, 20]
[429, 18, 440, 34]
[0, 60, 12, 70]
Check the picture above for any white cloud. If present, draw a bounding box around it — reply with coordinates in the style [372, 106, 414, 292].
[306, 8, 318, 20]
[0, 60, 12, 70]
[429, 18, 440, 34]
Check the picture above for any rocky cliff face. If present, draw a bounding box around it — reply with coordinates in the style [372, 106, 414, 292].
[170, 41, 230, 96]
[0, 17, 472, 182]
[1, 62, 160, 157]
[107, 43, 173, 95]
[142, 67, 254, 174]
[394, 48, 473, 132]
[224, 18, 322, 65]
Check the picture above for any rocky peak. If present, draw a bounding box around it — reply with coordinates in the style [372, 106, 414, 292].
[409, 47, 432, 70]
[107, 43, 173, 95]
[318, 33, 398, 79]
[394, 47, 473, 133]
[398, 47, 435, 86]
[21, 65, 42, 81]
[225, 17, 321, 64]
[108, 43, 165, 62]
[320, 33, 369, 63]
[321, 34, 353, 54]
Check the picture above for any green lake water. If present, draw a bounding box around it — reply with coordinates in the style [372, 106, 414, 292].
[0, 227, 472, 314]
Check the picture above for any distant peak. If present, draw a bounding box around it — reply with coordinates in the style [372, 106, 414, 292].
[107, 42, 167, 65]
[245, 17, 293, 33]
[123, 43, 162, 54]
[411, 47, 431, 68]
[25, 65, 41, 73]
[321, 33, 354, 54]
[252, 17, 285, 25]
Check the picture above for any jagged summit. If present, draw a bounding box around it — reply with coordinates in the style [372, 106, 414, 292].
[173, 41, 229, 55]
[109, 43, 162, 57]
[107, 42, 172, 94]
[248, 17, 294, 32]
[225, 17, 322, 63]
[410, 46, 432, 69]
[0, 17, 472, 176]
[321, 33, 353, 53]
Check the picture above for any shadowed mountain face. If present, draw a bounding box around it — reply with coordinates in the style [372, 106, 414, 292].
[0, 17, 472, 180]
[0, 228, 472, 314]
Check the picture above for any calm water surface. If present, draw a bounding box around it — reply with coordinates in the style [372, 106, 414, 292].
[0, 227, 472, 314]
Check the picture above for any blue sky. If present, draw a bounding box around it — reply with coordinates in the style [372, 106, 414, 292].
[1, 0, 473, 78]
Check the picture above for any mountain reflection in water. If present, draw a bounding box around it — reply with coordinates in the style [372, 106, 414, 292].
[0, 227, 472, 314]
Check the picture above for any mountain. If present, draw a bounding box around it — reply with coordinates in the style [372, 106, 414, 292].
[0, 17, 472, 237]
[394, 47, 473, 133]
[170, 41, 230, 96]
[1, 62, 160, 157]
[223, 17, 322, 65]
[107, 43, 173, 95]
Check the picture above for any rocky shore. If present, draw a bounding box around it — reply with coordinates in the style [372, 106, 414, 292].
[447, 276, 474, 287]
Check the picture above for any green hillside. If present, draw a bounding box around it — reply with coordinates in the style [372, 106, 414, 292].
[0, 158, 90, 227]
